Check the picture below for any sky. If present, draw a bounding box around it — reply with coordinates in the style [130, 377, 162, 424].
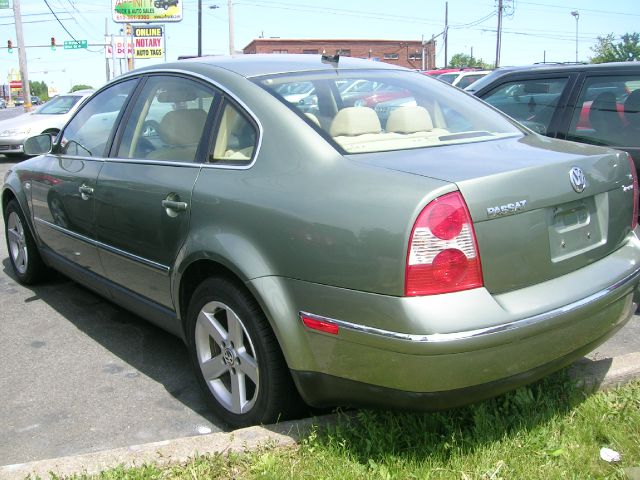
[1, 0, 639, 94]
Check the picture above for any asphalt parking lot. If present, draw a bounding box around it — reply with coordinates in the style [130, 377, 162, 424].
[0, 157, 225, 467]
[1, 155, 639, 467]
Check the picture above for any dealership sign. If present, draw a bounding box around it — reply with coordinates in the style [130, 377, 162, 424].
[133, 26, 163, 58]
[112, 0, 182, 23]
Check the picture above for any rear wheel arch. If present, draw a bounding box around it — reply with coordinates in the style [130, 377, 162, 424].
[178, 259, 253, 332]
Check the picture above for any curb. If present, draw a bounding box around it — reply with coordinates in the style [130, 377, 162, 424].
[3, 352, 640, 480]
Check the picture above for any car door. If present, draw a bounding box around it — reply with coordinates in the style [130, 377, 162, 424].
[477, 73, 578, 136]
[30, 79, 138, 281]
[562, 70, 640, 173]
[94, 75, 219, 309]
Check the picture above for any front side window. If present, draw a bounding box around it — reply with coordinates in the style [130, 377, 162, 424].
[481, 77, 569, 134]
[59, 80, 137, 157]
[567, 75, 640, 148]
[258, 69, 521, 154]
[116, 76, 216, 162]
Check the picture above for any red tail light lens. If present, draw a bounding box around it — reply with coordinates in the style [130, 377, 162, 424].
[405, 191, 483, 296]
[628, 154, 638, 230]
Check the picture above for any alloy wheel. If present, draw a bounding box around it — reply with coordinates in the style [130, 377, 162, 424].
[194, 301, 260, 414]
[7, 211, 28, 275]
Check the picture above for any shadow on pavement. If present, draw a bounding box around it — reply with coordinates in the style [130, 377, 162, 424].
[1, 257, 228, 431]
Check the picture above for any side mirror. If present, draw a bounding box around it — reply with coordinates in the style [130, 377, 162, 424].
[23, 134, 53, 156]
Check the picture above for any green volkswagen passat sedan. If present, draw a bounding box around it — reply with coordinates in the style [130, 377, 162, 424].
[3, 55, 640, 427]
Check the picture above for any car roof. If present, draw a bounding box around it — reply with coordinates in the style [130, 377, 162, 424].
[468, 61, 640, 93]
[135, 54, 407, 78]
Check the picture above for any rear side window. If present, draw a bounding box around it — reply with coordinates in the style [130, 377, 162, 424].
[59, 80, 137, 157]
[567, 75, 640, 148]
[209, 102, 257, 165]
[480, 77, 569, 135]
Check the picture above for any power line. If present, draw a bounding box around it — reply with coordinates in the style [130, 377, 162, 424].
[42, 0, 102, 53]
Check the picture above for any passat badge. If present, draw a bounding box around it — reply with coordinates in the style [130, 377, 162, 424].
[487, 200, 527, 218]
[569, 166, 587, 193]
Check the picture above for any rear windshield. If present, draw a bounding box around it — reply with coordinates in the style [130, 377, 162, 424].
[257, 69, 522, 154]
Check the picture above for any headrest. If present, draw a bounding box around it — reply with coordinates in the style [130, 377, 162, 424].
[386, 106, 434, 133]
[159, 109, 207, 146]
[625, 90, 640, 128]
[330, 107, 381, 137]
[589, 92, 622, 132]
[304, 112, 321, 127]
[157, 88, 199, 103]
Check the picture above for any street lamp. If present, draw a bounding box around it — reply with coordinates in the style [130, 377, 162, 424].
[571, 10, 579, 63]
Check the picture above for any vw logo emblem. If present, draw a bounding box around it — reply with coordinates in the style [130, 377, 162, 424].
[569, 167, 587, 193]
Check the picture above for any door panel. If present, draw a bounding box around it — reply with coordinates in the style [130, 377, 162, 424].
[29, 79, 138, 276]
[31, 155, 104, 273]
[94, 162, 201, 308]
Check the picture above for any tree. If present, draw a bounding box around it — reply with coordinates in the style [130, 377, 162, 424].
[29, 80, 49, 100]
[590, 33, 640, 63]
[448, 53, 492, 69]
[70, 84, 93, 92]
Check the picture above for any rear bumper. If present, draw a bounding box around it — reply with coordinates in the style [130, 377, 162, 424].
[250, 235, 640, 409]
[290, 318, 625, 410]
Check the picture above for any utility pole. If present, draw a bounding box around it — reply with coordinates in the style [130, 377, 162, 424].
[12, 0, 32, 112]
[105, 18, 110, 83]
[228, 0, 234, 55]
[444, 1, 448, 67]
[198, 0, 202, 56]
[495, 0, 503, 68]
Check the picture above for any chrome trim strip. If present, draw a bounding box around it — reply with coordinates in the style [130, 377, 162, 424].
[35, 218, 170, 274]
[300, 266, 640, 343]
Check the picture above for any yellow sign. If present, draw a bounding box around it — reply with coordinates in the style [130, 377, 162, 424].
[134, 27, 162, 37]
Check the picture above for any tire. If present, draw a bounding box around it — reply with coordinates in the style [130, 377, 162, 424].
[4, 199, 48, 284]
[186, 277, 302, 427]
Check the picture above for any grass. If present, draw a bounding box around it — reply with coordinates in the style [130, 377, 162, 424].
[46, 376, 640, 479]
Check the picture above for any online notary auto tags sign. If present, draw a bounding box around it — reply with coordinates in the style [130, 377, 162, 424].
[112, 0, 183, 23]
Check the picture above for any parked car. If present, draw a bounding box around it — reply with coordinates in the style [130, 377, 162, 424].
[437, 70, 492, 89]
[31, 95, 42, 105]
[14, 97, 24, 106]
[468, 62, 640, 178]
[0, 98, 6, 109]
[0, 89, 94, 157]
[4, 55, 640, 429]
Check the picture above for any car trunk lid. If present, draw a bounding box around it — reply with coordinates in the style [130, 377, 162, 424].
[353, 135, 635, 294]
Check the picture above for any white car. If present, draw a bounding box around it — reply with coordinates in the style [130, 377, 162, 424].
[0, 89, 94, 157]
[437, 70, 492, 89]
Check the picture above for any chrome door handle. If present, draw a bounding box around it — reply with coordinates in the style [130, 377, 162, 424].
[162, 199, 188, 212]
[79, 184, 94, 200]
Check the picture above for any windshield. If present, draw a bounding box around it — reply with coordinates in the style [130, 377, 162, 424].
[437, 73, 459, 84]
[257, 69, 522, 154]
[35, 95, 83, 115]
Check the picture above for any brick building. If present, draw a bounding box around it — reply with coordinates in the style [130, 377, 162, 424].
[242, 38, 436, 70]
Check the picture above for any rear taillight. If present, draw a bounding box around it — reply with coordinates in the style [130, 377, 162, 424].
[405, 191, 483, 296]
[628, 154, 638, 230]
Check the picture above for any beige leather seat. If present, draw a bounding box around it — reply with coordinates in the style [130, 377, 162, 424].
[146, 108, 208, 161]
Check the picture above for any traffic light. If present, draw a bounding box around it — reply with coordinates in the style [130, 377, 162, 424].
[7, 40, 12, 53]
[50, 37, 56, 50]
